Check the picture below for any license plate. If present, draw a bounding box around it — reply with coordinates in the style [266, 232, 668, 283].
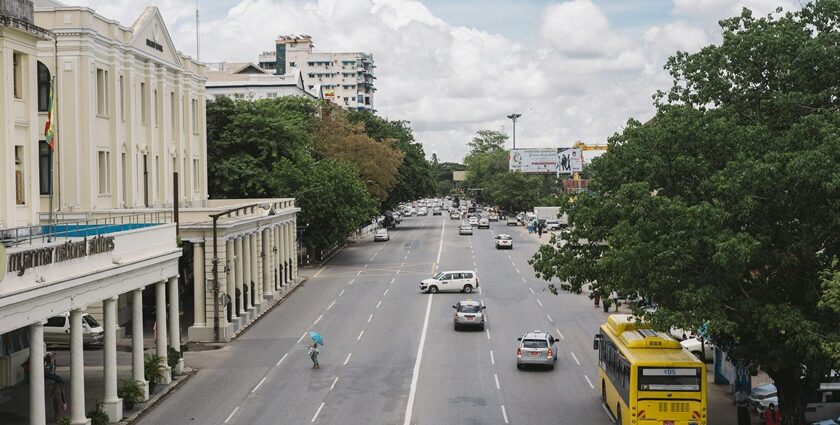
[529, 352, 540, 357]
[465, 315, 474, 320]
[664, 421, 674, 425]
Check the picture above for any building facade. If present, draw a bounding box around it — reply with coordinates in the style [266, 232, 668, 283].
[259, 35, 375, 110]
[205, 61, 315, 101]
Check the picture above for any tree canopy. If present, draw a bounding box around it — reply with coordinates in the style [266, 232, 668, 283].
[530, 3, 840, 423]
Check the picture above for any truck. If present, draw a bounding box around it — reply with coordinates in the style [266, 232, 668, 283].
[533, 207, 568, 228]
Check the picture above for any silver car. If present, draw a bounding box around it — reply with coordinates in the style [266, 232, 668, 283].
[452, 300, 486, 330]
[374, 228, 390, 241]
[516, 331, 558, 370]
[478, 218, 490, 229]
[44, 313, 104, 347]
[459, 224, 473, 235]
[494, 234, 513, 249]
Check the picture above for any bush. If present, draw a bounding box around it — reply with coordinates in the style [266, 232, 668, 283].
[87, 402, 109, 425]
[167, 346, 181, 369]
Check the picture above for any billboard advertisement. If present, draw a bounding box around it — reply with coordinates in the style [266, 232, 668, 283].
[557, 148, 583, 174]
[509, 148, 561, 174]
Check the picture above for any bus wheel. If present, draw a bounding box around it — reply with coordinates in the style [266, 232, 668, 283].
[616, 405, 622, 424]
[601, 380, 606, 401]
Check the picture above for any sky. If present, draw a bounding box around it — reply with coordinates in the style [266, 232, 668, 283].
[67, 0, 801, 162]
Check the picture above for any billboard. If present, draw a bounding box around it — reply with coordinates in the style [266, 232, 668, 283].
[452, 171, 467, 181]
[509, 148, 561, 174]
[557, 148, 583, 174]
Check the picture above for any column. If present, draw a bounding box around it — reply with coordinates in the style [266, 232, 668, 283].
[193, 243, 205, 326]
[234, 237, 244, 317]
[286, 222, 293, 284]
[249, 233, 260, 307]
[261, 228, 273, 299]
[278, 223, 287, 287]
[167, 276, 184, 375]
[70, 309, 90, 425]
[225, 239, 236, 322]
[274, 226, 282, 292]
[242, 234, 253, 311]
[292, 220, 298, 280]
[29, 322, 46, 425]
[102, 297, 123, 421]
[155, 280, 172, 384]
[132, 289, 148, 400]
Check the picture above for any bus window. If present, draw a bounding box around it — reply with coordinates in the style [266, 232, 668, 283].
[638, 367, 702, 392]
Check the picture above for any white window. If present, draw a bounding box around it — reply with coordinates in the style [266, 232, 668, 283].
[13, 52, 23, 99]
[140, 82, 148, 125]
[14, 145, 25, 204]
[97, 150, 111, 195]
[119, 75, 125, 122]
[96, 68, 108, 116]
[191, 98, 199, 134]
[233, 93, 245, 99]
[193, 159, 200, 191]
[266, 92, 277, 99]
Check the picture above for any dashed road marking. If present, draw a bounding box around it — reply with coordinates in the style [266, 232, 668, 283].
[555, 328, 565, 340]
[571, 352, 581, 366]
[357, 330, 365, 341]
[494, 373, 500, 390]
[313, 314, 323, 325]
[276, 353, 288, 366]
[521, 277, 527, 283]
[547, 314, 554, 323]
[224, 406, 240, 423]
[383, 288, 389, 296]
[252, 377, 267, 393]
[529, 287, 534, 294]
[356, 270, 362, 276]
[297, 332, 307, 344]
[376, 300, 382, 309]
[490, 350, 495, 365]
[311, 401, 325, 422]
[344, 353, 352, 365]
[349, 279, 355, 285]
[585, 374, 595, 389]
[330, 376, 339, 391]
[501, 405, 509, 424]
[486, 329, 491, 340]
[390, 277, 395, 284]
[537, 299, 543, 307]
[313, 266, 327, 278]
[338, 289, 344, 297]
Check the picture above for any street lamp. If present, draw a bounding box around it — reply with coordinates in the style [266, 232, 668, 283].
[506, 113, 522, 149]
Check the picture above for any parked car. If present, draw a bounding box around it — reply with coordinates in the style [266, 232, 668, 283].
[516, 330, 558, 370]
[813, 416, 840, 425]
[44, 313, 104, 347]
[453, 299, 486, 330]
[374, 228, 390, 242]
[420, 270, 479, 293]
[478, 218, 490, 229]
[495, 234, 513, 249]
[544, 219, 561, 231]
[680, 337, 714, 362]
[750, 384, 778, 415]
[506, 216, 519, 226]
[459, 224, 473, 235]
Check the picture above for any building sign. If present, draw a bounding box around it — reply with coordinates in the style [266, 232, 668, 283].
[509, 148, 561, 174]
[146, 39, 163, 52]
[557, 148, 583, 174]
[5, 235, 115, 277]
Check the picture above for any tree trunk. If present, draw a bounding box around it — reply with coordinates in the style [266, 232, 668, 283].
[771, 370, 808, 425]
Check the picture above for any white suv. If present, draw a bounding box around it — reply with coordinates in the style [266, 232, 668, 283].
[420, 270, 479, 293]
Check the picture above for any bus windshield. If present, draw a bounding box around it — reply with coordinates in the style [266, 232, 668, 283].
[638, 367, 702, 392]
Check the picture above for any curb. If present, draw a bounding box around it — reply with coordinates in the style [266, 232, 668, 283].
[122, 368, 196, 424]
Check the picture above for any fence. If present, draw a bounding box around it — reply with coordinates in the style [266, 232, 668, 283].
[0, 211, 173, 248]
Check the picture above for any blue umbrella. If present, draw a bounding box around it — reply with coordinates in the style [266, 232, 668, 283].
[309, 331, 324, 346]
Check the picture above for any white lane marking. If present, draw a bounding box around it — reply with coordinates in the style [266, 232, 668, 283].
[547, 314, 554, 323]
[571, 352, 581, 366]
[356, 270, 362, 276]
[357, 330, 365, 341]
[555, 328, 565, 340]
[338, 289, 345, 297]
[252, 377, 267, 393]
[494, 373, 501, 390]
[383, 288, 390, 296]
[507, 254, 511, 259]
[512, 261, 517, 267]
[330, 376, 339, 391]
[276, 353, 288, 366]
[224, 406, 240, 424]
[370, 257, 376, 262]
[529, 287, 534, 294]
[348, 279, 355, 285]
[313, 266, 327, 278]
[486, 329, 491, 340]
[311, 402, 325, 423]
[490, 350, 495, 365]
[390, 277, 396, 284]
[403, 293, 435, 425]
[297, 332, 307, 344]
[602, 403, 616, 423]
[326, 301, 336, 311]
[313, 314, 323, 325]
[501, 405, 509, 424]
[478, 286, 482, 294]
[344, 353, 352, 365]
[376, 300, 382, 309]
[521, 277, 527, 283]
[537, 299, 543, 307]
[585, 374, 595, 389]
[368, 314, 373, 323]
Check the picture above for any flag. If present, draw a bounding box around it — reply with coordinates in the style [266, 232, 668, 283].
[44, 80, 56, 151]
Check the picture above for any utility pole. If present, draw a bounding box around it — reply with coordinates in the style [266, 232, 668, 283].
[507, 113, 521, 149]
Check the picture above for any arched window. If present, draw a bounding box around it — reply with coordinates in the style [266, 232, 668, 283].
[37, 62, 50, 112]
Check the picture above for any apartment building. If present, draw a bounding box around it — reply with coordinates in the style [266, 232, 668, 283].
[259, 35, 375, 110]
[205, 61, 315, 101]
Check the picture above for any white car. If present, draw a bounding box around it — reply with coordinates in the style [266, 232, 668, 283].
[459, 224, 473, 235]
[478, 218, 490, 229]
[44, 313, 104, 346]
[468, 216, 479, 226]
[680, 337, 714, 362]
[495, 234, 513, 249]
[420, 270, 479, 293]
[374, 228, 390, 242]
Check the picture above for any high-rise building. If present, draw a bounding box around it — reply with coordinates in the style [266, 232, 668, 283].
[259, 35, 375, 110]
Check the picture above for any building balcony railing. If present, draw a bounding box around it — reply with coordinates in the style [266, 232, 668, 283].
[1, 211, 174, 248]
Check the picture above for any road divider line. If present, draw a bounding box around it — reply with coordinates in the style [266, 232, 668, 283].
[356, 270, 362, 276]
[555, 328, 565, 340]
[311, 402, 325, 423]
[602, 403, 616, 423]
[313, 314, 323, 325]
[390, 277, 395, 284]
[537, 299, 543, 307]
[348, 279, 355, 285]
[494, 373, 500, 390]
[297, 332, 307, 344]
[383, 288, 389, 296]
[368, 314, 374, 323]
[402, 292, 435, 425]
[252, 377, 267, 393]
[521, 277, 527, 283]
[338, 289, 344, 297]
[547, 314, 554, 323]
[276, 353, 288, 366]
[224, 406, 240, 424]
[313, 266, 327, 278]
[327, 301, 336, 312]
[486, 329, 491, 340]
[490, 350, 495, 365]
[529, 287, 534, 294]
[344, 353, 352, 365]
[357, 330, 365, 341]
[585, 374, 595, 389]
[376, 300, 382, 309]
[330, 376, 339, 391]
[571, 352, 581, 366]
[501, 405, 509, 424]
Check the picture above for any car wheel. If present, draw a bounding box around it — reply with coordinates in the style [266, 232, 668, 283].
[517, 363, 523, 370]
[428, 286, 438, 294]
[454, 324, 459, 331]
[463, 285, 473, 293]
[548, 364, 554, 371]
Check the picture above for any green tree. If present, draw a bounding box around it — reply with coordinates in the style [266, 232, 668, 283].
[530, 3, 840, 424]
[468, 130, 508, 154]
[486, 172, 542, 212]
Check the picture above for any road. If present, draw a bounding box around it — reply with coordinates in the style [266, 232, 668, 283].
[136, 212, 653, 425]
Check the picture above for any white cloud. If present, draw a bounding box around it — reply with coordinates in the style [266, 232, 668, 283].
[61, 0, 757, 162]
[673, 0, 798, 18]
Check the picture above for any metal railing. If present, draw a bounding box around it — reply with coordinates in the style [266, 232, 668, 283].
[0, 211, 173, 248]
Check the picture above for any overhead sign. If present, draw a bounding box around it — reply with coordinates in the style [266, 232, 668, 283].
[557, 148, 583, 174]
[452, 171, 466, 182]
[5, 235, 115, 277]
[509, 148, 561, 174]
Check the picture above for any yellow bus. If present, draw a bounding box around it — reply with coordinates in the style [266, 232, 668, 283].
[593, 314, 707, 425]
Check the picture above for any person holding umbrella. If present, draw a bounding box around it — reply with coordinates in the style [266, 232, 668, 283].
[308, 331, 323, 369]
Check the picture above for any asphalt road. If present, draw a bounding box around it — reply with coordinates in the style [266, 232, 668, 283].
[135, 212, 650, 425]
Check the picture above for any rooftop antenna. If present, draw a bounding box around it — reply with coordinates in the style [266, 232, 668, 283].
[196, 0, 200, 62]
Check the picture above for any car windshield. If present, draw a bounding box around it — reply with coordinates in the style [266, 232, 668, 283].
[83, 315, 100, 328]
[522, 339, 548, 349]
[433, 272, 446, 280]
[499, 236, 512, 240]
[458, 305, 482, 313]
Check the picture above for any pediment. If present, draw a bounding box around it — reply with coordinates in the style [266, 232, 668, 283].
[129, 7, 183, 68]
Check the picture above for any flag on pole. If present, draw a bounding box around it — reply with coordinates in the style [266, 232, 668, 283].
[44, 80, 56, 150]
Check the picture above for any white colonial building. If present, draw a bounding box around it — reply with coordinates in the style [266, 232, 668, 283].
[1, 1, 300, 424]
[205, 61, 316, 101]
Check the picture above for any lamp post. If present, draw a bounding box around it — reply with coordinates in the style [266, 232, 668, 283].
[506, 113, 521, 149]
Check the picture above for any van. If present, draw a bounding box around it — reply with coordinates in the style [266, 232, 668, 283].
[44, 313, 104, 347]
[420, 270, 479, 293]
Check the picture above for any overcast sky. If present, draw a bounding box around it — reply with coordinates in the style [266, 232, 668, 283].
[70, 0, 800, 162]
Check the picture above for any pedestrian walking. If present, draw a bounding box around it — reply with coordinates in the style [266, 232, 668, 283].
[51, 381, 67, 421]
[308, 343, 320, 369]
[538, 223, 543, 238]
[593, 291, 601, 308]
[610, 291, 620, 312]
[735, 390, 750, 425]
[763, 403, 781, 425]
